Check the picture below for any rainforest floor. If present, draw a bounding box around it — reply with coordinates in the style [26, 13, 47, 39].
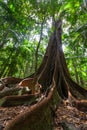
[0, 101, 87, 130]
[53, 101, 87, 130]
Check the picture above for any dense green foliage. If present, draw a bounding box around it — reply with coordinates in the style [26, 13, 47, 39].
[0, 0, 87, 88]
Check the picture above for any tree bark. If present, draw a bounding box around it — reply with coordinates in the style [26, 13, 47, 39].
[35, 22, 44, 72]
[2, 19, 87, 130]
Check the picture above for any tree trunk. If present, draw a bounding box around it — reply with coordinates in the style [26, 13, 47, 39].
[2, 19, 87, 130]
[72, 61, 79, 84]
[35, 22, 44, 72]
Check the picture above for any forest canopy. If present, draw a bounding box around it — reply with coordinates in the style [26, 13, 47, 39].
[0, 0, 87, 89]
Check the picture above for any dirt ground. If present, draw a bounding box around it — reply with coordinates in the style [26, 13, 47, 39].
[0, 101, 87, 130]
[53, 102, 87, 130]
[0, 105, 30, 129]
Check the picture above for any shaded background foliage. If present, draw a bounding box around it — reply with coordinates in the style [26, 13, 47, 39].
[0, 0, 87, 88]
